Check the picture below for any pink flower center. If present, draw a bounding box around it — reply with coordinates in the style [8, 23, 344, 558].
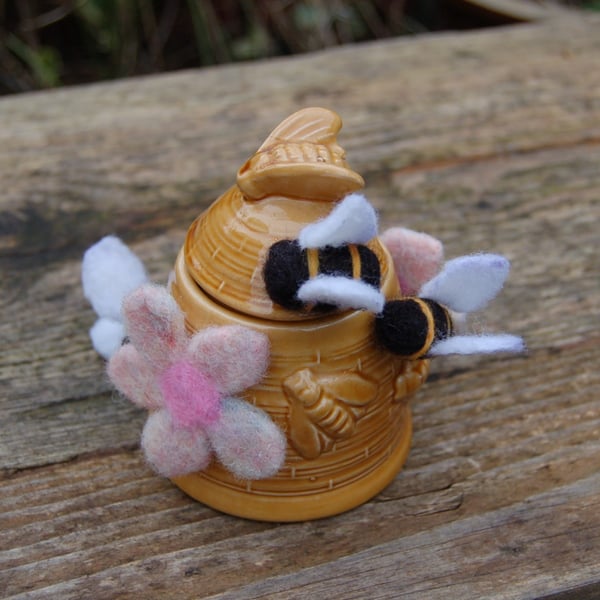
[159, 360, 221, 429]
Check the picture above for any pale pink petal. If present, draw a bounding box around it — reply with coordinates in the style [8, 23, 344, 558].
[141, 410, 212, 477]
[207, 397, 286, 480]
[380, 227, 444, 296]
[122, 284, 187, 370]
[186, 326, 270, 395]
[159, 359, 221, 429]
[107, 343, 162, 410]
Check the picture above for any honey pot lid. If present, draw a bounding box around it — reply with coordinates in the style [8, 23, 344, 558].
[236, 107, 364, 201]
[183, 108, 389, 320]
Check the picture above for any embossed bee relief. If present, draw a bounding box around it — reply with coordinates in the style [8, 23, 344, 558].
[114, 106, 524, 522]
[393, 360, 430, 404]
[283, 368, 378, 459]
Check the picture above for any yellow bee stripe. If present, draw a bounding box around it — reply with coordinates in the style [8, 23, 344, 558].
[407, 298, 435, 360]
[349, 244, 361, 280]
[307, 248, 320, 279]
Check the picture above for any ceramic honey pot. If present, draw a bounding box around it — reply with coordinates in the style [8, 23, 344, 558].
[90, 107, 524, 522]
[165, 107, 427, 521]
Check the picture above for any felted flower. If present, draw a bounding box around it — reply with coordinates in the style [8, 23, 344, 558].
[107, 284, 286, 480]
[379, 227, 444, 297]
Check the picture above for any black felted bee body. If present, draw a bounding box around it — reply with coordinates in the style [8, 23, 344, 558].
[264, 239, 381, 312]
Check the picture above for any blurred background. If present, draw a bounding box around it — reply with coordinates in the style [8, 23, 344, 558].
[0, 0, 596, 96]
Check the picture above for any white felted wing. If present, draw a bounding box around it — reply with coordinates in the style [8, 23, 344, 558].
[298, 193, 378, 249]
[419, 254, 510, 313]
[82, 236, 149, 358]
[297, 275, 385, 313]
[89, 317, 125, 360]
[82, 235, 148, 321]
[429, 334, 525, 356]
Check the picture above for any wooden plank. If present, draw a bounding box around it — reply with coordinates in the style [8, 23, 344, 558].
[1, 431, 598, 597]
[1, 13, 599, 259]
[1, 338, 599, 595]
[2, 137, 597, 471]
[1, 13, 599, 471]
[205, 473, 600, 600]
[1, 12, 599, 600]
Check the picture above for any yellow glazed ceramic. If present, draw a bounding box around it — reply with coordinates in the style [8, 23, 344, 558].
[169, 107, 429, 521]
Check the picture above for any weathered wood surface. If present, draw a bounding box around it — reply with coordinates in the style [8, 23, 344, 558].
[1, 12, 599, 600]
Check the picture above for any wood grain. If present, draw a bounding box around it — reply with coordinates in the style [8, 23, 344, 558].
[1, 12, 599, 600]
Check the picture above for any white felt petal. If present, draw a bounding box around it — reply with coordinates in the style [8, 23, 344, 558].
[419, 254, 510, 313]
[82, 235, 148, 321]
[298, 193, 378, 248]
[186, 326, 270, 395]
[141, 410, 212, 478]
[297, 275, 385, 313]
[429, 334, 525, 356]
[89, 317, 125, 359]
[122, 284, 187, 371]
[107, 342, 163, 410]
[207, 397, 286, 480]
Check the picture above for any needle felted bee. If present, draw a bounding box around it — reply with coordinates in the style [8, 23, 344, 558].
[263, 193, 524, 359]
[264, 194, 383, 313]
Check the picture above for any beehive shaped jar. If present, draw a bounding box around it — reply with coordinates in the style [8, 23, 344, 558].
[169, 107, 429, 521]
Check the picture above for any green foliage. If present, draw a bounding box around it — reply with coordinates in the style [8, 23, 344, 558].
[0, 0, 591, 95]
[0, 0, 415, 94]
[5, 32, 62, 88]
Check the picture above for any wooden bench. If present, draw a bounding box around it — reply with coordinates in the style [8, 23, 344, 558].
[1, 12, 599, 599]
